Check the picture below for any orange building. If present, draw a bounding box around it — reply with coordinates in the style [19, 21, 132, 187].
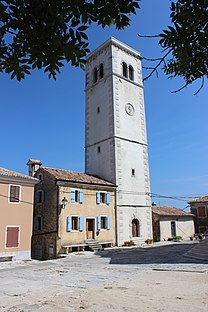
[0, 167, 38, 260]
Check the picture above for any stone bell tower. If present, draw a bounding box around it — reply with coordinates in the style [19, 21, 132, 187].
[85, 38, 152, 245]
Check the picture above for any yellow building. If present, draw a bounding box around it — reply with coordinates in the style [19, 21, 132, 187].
[0, 167, 38, 260]
[28, 161, 116, 260]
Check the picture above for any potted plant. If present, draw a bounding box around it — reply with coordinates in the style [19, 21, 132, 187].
[145, 238, 153, 245]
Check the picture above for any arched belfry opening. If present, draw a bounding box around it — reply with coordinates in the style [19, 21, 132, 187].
[132, 219, 140, 237]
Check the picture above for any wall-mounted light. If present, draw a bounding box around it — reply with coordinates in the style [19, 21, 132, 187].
[61, 197, 68, 208]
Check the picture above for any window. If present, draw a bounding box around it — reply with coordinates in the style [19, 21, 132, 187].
[97, 216, 110, 230]
[97, 146, 101, 153]
[38, 174, 42, 181]
[100, 192, 106, 203]
[72, 217, 79, 230]
[6, 227, 19, 247]
[122, 62, 128, 78]
[101, 216, 107, 229]
[93, 64, 104, 83]
[132, 169, 135, 176]
[96, 192, 110, 205]
[35, 216, 43, 231]
[67, 216, 84, 232]
[99, 63, 104, 79]
[9, 185, 20, 203]
[71, 189, 83, 203]
[36, 190, 44, 203]
[129, 65, 134, 81]
[93, 67, 98, 83]
[97, 106, 100, 113]
[198, 206, 206, 218]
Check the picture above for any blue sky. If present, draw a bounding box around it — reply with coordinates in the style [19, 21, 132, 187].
[1, 1, 207, 209]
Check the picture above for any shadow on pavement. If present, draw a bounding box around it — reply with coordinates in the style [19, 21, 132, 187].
[95, 243, 208, 265]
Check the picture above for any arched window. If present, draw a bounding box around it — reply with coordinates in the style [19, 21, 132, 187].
[93, 67, 98, 83]
[129, 65, 134, 81]
[132, 219, 140, 237]
[99, 63, 104, 79]
[122, 62, 128, 78]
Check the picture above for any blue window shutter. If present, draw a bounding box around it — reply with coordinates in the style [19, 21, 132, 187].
[97, 216, 101, 230]
[67, 216, 71, 232]
[107, 216, 110, 230]
[42, 190, 45, 202]
[79, 216, 84, 231]
[71, 189, 75, 203]
[79, 191, 83, 204]
[106, 192, 110, 205]
[96, 192, 100, 204]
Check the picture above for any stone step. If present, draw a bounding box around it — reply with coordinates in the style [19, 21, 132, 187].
[85, 240, 102, 251]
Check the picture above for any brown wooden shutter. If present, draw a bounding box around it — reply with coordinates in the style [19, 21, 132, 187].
[10, 185, 20, 202]
[6, 227, 19, 247]
[198, 206, 206, 217]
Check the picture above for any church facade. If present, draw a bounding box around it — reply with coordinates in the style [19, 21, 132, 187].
[85, 38, 152, 245]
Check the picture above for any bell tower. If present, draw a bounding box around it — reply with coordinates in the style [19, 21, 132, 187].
[85, 38, 152, 244]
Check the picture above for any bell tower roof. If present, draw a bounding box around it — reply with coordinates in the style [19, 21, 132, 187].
[86, 37, 142, 61]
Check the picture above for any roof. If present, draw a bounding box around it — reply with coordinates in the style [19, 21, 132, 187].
[188, 195, 208, 204]
[27, 159, 42, 165]
[41, 167, 115, 186]
[86, 37, 142, 61]
[0, 167, 38, 183]
[152, 206, 194, 217]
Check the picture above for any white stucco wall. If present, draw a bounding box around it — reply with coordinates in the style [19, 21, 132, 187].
[159, 217, 195, 241]
[85, 38, 152, 245]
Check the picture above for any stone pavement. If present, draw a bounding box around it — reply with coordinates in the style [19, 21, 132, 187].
[0, 241, 208, 311]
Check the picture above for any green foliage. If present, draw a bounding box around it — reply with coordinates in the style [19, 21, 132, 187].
[0, 0, 140, 80]
[159, 0, 208, 90]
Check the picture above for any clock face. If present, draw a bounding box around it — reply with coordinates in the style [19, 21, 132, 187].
[125, 103, 135, 116]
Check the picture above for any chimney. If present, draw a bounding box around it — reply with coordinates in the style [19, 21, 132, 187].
[27, 159, 42, 177]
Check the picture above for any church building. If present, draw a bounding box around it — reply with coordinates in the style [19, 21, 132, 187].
[85, 38, 152, 245]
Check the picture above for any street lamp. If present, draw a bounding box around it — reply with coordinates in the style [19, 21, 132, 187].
[61, 197, 68, 208]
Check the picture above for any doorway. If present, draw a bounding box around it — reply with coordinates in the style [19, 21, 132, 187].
[132, 219, 140, 237]
[86, 218, 95, 239]
[171, 221, 176, 237]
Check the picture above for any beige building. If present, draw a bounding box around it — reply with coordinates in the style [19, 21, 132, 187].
[188, 195, 208, 234]
[28, 161, 116, 260]
[0, 167, 38, 260]
[152, 206, 195, 242]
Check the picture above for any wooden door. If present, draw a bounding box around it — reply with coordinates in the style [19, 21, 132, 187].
[132, 219, 140, 237]
[86, 219, 95, 239]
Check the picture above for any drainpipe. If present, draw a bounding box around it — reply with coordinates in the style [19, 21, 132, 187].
[114, 188, 118, 246]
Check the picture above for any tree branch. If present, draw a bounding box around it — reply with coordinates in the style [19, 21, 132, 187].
[138, 33, 160, 38]
[194, 77, 205, 96]
[143, 50, 171, 82]
[142, 56, 163, 61]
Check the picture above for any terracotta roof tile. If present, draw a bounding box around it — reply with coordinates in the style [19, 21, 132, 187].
[152, 206, 194, 217]
[188, 195, 208, 204]
[0, 167, 38, 182]
[42, 167, 115, 186]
